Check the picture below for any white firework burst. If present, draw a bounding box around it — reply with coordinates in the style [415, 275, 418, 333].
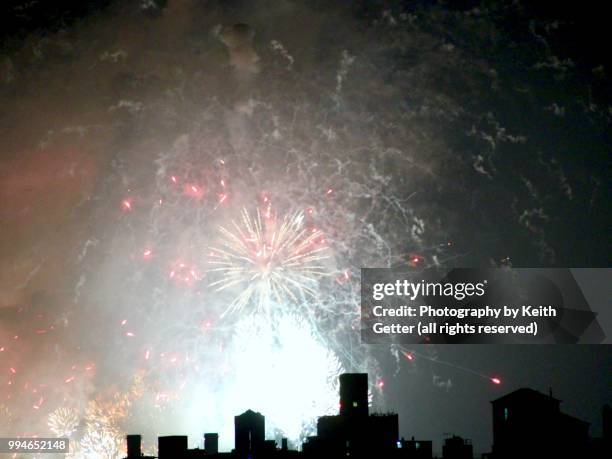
[77, 400, 124, 458]
[79, 428, 122, 459]
[48, 407, 80, 438]
[209, 207, 329, 315]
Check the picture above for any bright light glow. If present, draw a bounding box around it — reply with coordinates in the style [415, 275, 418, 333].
[184, 315, 342, 446]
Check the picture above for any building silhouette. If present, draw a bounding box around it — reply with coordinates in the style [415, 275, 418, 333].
[442, 435, 472, 459]
[204, 433, 219, 455]
[158, 436, 188, 458]
[126, 434, 155, 459]
[490, 387, 590, 458]
[302, 373, 399, 458]
[400, 436, 433, 459]
[235, 409, 265, 457]
[590, 404, 612, 458]
[339, 373, 368, 417]
[122, 374, 607, 459]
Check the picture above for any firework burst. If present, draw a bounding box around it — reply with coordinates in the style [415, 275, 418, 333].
[48, 407, 80, 438]
[79, 399, 124, 458]
[79, 428, 123, 458]
[208, 207, 329, 316]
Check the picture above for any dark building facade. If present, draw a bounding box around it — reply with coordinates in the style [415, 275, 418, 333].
[126, 434, 142, 458]
[400, 436, 433, 459]
[158, 435, 188, 458]
[442, 435, 472, 459]
[303, 373, 400, 458]
[125, 434, 155, 459]
[235, 409, 266, 457]
[339, 373, 369, 418]
[205, 432, 219, 455]
[491, 388, 590, 459]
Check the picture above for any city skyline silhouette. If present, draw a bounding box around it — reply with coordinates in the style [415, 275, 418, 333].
[122, 372, 610, 458]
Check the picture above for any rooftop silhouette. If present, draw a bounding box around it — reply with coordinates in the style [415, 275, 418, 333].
[123, 374, 610, 459]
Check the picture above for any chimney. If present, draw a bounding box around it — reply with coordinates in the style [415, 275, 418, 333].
[281, 438, 288, 451]
[126, 435, 141, 458]
[204, 433, 219, 455]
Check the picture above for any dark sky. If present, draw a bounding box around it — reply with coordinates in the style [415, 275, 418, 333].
[384, 345, 611, 453]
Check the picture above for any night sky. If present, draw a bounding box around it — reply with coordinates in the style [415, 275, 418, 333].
[0, 1, 610, 456]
